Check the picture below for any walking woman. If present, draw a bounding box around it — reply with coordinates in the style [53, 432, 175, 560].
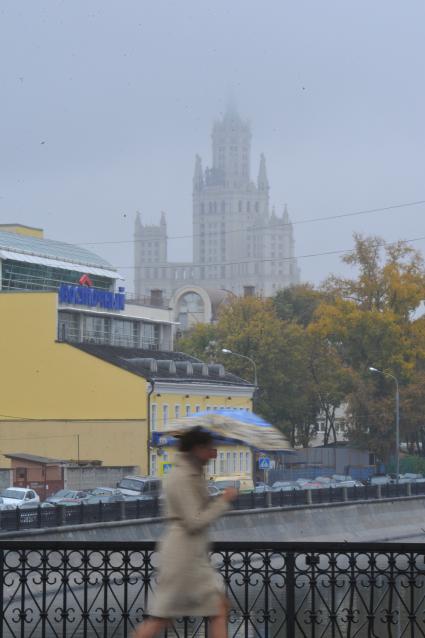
[133, 427, 237, 638]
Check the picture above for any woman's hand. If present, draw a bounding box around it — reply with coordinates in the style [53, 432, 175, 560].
[222, 487, 238, 502]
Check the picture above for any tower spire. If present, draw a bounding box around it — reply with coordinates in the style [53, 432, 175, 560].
[193, 154, 204, 192]
[135, 211, 142, 234]
[257, 153, 269, 192]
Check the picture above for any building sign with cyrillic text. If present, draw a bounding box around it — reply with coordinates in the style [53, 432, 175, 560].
[58, 284, 125, 311]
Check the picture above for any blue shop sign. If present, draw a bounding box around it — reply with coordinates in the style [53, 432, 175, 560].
[58, 284, 125, 310]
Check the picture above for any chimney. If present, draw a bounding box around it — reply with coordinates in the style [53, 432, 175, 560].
[150, 289, 164, 306]
[243, 286, 255, 297]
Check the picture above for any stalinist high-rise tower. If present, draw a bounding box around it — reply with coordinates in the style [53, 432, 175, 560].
[134, 106, 300, 300]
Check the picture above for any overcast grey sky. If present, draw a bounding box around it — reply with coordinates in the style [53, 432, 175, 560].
[1, 0, 424, 293]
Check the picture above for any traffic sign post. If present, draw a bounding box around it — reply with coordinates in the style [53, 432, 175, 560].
[259, 456, 271, 489]
[258, 457, 270, 470]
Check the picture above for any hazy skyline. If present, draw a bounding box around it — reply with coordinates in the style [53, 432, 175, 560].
[1, 0, 424, 293]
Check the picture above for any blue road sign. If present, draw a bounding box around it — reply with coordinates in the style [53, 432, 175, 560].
[258, 457, 271, 470]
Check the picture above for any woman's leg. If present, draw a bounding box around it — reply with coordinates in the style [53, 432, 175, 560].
[131, 617, 170, 638]
[209, 596, 229, 638]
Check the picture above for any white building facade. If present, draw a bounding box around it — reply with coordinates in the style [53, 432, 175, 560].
[134, 107, 300, 300]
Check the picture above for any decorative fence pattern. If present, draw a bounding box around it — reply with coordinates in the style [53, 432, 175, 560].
[0, 540, 424, 637]
[1, 482, 425, 533]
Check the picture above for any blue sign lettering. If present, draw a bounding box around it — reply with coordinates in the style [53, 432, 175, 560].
[58, 284, 125, 310]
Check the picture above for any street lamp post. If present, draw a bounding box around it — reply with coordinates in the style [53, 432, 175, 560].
[221, 349, 258, 388]
[369, 367, 400, 484]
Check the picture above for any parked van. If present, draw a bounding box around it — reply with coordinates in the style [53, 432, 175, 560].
[210, 475, 255, 493]
[117, 476, 162, 498]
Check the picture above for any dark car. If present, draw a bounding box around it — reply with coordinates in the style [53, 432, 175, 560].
[116, 476, 162, 499]
[46, 489, 89, 504]
[84, 491, 125, 504]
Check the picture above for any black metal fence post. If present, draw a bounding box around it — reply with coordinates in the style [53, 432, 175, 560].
[286, 551, 296, 638]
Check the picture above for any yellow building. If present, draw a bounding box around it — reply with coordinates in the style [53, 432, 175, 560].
[0, 224, 255, 479]
[0, 290, 254, 477]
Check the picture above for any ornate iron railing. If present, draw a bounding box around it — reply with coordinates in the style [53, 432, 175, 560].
[0, 540, 424, 637]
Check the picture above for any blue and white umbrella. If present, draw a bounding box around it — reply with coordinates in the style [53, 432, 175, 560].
[162, 409, 293, 452]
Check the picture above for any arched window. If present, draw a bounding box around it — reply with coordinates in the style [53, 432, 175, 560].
[177, 292, 205, 331]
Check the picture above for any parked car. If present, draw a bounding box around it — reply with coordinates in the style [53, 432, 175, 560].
[296, 478, 311, 488]
[302, 481, 324, 490]
[116, 476, 162, 499]
[330, 480, 363, 488]
[315, 476, 332, 485]
[369, 475, 392, 486]
[254, 483, 272, 493]
[84, 491, 125, 504]
[210, 476, 255, 493]
[271, 481, 300, 492]
[87, 487, 123, 497]
[403, 473, 425, 483]
[46, 489, 89, 504]
[0, 488, 40, 507]
[19, 501, 54, 510]
[332, 474, 353, 482]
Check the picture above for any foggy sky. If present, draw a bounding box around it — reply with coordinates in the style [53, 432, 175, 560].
[1, 0, 424, 294]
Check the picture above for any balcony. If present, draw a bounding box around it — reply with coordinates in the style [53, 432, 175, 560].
[0, 540, 424, 636]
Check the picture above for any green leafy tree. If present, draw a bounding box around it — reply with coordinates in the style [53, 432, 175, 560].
[273, 284, 326, 327]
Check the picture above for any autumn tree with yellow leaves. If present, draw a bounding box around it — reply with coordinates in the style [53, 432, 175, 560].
[177, 234, 425, 458]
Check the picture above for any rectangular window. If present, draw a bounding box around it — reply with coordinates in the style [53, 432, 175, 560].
[246, 452, 251, 474]
[233, 452, 237, 474]
[240, 452, 244, 472]
[226, 452, 231, 473]
[112, 318, 135, 347]
[185, 405, 191, 417]
[219, 453, 225, 474]
[175, 405, 180, 418]
[163, 405, 169, 428]
[82, 315, 111, 344]
[195, 405, 201, 413]
[206, 406, 211, 411]
[151, 404, 157, 431]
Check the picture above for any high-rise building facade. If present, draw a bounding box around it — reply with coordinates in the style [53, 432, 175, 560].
[134, 107, 300, 300]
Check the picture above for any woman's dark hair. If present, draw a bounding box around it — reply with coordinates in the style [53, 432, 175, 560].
[179, 426, 213, 452]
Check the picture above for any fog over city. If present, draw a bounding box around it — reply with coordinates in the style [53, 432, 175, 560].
[1, 0, 424, 293]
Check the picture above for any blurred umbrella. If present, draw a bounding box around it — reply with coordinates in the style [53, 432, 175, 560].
[163, 409, 294, 452]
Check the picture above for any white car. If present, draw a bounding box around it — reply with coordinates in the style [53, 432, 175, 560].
[271, 481, 300, 492]
[330, 480, 363, 488]
[0, 487, 40, 507]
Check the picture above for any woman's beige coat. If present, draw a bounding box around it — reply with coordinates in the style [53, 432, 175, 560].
[149, 452, 229, 619]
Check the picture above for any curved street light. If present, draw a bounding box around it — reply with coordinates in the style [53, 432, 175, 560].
[222, 348, 258, 388]
[369, 367, 400, 484]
